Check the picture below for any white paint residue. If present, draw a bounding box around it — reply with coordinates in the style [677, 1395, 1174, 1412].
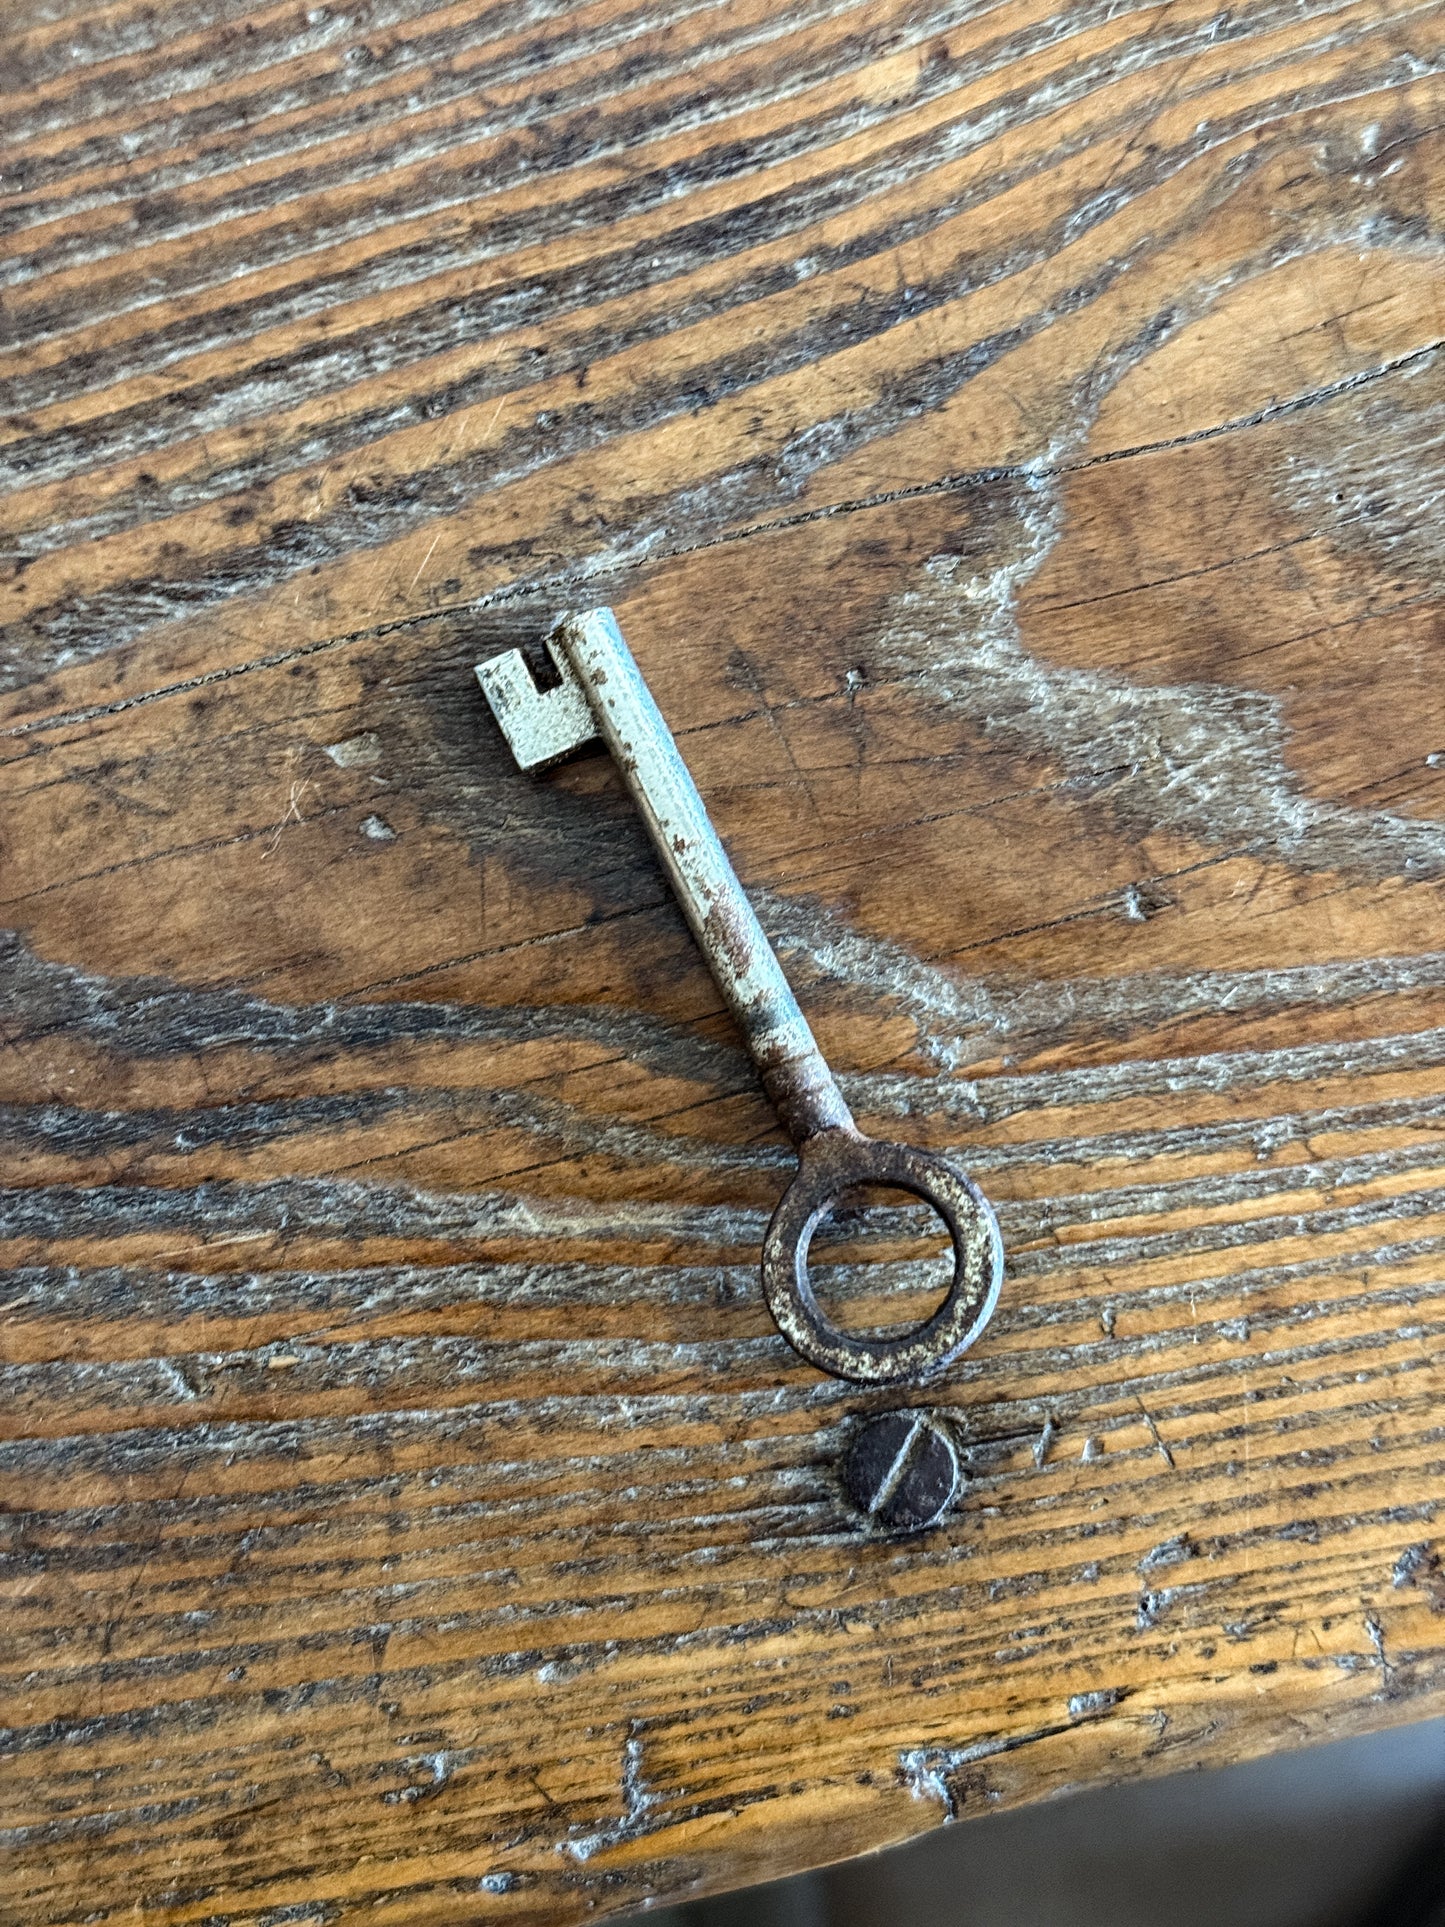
[561, 1736, 664, 1862]
[384, 1748, 462, 1805]
[323, 732, 383, 767]
[898, 1734, 1021, 1819]
[761, 867, 1445, 1070]
[880, 514, 1445, 883]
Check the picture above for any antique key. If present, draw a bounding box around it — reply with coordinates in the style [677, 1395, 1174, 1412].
[476, 609, 1003, 1386]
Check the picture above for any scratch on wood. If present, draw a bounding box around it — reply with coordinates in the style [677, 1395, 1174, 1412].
[1137, 1401, 1178, 1471]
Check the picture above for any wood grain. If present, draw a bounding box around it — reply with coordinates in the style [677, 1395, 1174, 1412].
[4, 0, 1445, 1921]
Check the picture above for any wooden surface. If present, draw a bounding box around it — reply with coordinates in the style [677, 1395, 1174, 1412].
[4, 1, 1445, 1921]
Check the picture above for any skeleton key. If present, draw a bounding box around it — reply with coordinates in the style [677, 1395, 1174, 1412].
[476, 608, 1003, 1386]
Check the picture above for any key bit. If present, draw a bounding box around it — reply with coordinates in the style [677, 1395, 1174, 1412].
[475, 638, 596, 771]
[475, 608, 1004, 1387]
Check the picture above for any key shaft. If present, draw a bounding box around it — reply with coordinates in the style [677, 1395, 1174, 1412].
[480, 609, 853, 1145]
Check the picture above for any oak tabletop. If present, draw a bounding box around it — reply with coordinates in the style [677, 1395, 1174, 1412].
[3, 1, 1445, 1922]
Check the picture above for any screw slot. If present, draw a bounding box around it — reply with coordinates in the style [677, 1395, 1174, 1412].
[841, 1411, 960, 1533]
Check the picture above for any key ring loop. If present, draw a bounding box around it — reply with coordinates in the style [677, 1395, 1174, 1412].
[761, 1129, 1003, 1385]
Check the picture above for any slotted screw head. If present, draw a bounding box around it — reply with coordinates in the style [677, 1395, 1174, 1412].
[842, 1411, 960, 1532]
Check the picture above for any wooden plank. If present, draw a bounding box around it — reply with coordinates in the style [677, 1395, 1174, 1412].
[3, 1, 1445, 1921]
